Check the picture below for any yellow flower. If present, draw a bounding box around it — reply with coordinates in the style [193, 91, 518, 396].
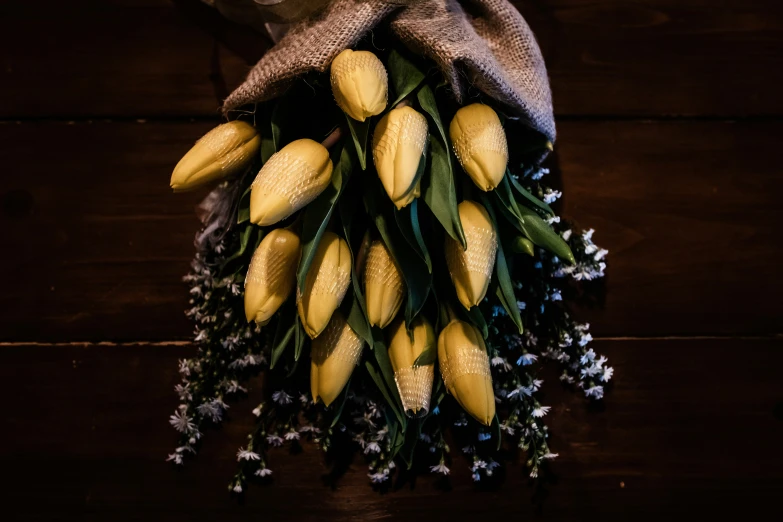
[372, 106, 428, 209]
[437, 319, 495, 425]
[387, 316, 435, 416]
[445, 201, 498, 309]
[449, 104, 508, 191]
[250, 139, 333, 226]
[297, 231, 352, 338]
[311, 311, 364, 406]
[364, 240, 404, 328]
[171, 121, 260, 191]
[244, 228, 301, 325]
[330, 49, 388, 122]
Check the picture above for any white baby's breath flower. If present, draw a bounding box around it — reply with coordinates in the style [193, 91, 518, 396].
[543, 189, 562, 204]
[364, 442, 381, 454]
[532, 406, 551, 418]
[266, 434, 284, 447]
[368, 469, 390, 483]
[166, 453, 183, 465]
[255, 468, 273, 477]
[272, 390, 293, 405]
[491, 356, 512, 371]
[284, 430, 300, 441]
[430, 462, 450, 475]
[233, 484, 243, 493]
[517, 353, 538, 366]
[584, 385, 605, 400]
[169, 408, 195, 433]
[236, 448, 261, 461]
[178, 359, 191, 376]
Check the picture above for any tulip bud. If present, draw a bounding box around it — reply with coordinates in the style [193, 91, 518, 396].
[387, 317, 435, 416]
[364, 240, 404, 328]
[449, 104, 508, 191]
[171, 121, 260, 191]
[445, 201, 498, 309]
[330, 49, 388, 122]
[372, 106, 428, 209]
[437, 319, 495, 425]
[297, 231, 352, 338]
[250, 139, 333, 226]
[311, 311, 364, 406]
[244, 228, 301, 324]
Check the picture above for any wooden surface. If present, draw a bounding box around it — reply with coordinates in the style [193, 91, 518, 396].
[1, 1, 782, 520]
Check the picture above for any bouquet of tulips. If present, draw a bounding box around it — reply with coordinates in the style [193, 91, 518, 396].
[166, 0, 611, 492]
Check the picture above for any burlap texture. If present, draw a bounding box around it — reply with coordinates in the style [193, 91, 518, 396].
[218, 0, 555, 142]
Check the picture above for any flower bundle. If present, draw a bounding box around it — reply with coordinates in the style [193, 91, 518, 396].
[166, 0, 611, 492]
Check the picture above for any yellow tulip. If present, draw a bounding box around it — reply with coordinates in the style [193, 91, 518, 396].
[437, 319, 495, 425]
[445, 201, 498, 309]
[372, 106, 428, 209]
[171, 121, 260, 191]
[449, 103, 508, 191]
[364, 240, 404, 328]
[250, 139, 333, 226]
[297, 231, 352, 338]
[330, 49, 388, 122]
[311, 311, 364, 406]
[387, 317, 435, 416]
[244, 228, 301, 324]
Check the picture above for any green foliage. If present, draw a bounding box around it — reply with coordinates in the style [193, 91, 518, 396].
[297, 145, 353, 288]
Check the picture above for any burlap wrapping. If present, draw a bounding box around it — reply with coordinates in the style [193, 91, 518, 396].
[212, 0, 555, 143]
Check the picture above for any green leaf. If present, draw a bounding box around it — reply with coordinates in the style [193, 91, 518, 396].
[399, 418, 421, 469]
[515, 205, 576, 264]
[413, 346, 436, 367]
[345, 114, 370, 170]
[507, 173, 554, 216]
[492, 180, 575, 264]
[511, 236, 536, 256]
[270, 305, 296, 369]
[384, 408, 406, 462]
[394, 199, 432, 273]
[371, 327, 406, 427]
[236, 184, 253, 224]
[220, 224, 258, 275]
[261, 136, 275, 164]
[330, 377, 351, 428]
[481, 195, 524, 334]
[342, 291, 372, 346]
[338, 187, 373, 345]
[418, 84, 465, 248]
[491, 413, 502, 451]
[297, 145, 353, 288]
[365, 360, 405, 428]
[293, 318, 305, 361]
[465, 305, 489, 339]
[364, 179, 431, 324]
[271, 101, 284, 152]
[388, 47, 426, 106]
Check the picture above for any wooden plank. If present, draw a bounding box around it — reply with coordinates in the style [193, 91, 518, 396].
[1, 338, 781, 520]
[0, 0, 265, 119]
[558, 120, 783, 336]
[1, 1, 782, 118]
[1, 120, 780, 341]
[0, 121, 210, 342]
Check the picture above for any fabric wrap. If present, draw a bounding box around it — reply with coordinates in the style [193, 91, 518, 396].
[216, 0, 555, 143]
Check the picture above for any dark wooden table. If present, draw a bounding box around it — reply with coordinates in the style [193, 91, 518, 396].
[1, 1, 782, 520]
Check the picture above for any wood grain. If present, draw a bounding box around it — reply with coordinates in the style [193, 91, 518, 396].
[1, 338, 781, 520]
[1, 120, 780, 341]
[1, 0, 781, 118]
